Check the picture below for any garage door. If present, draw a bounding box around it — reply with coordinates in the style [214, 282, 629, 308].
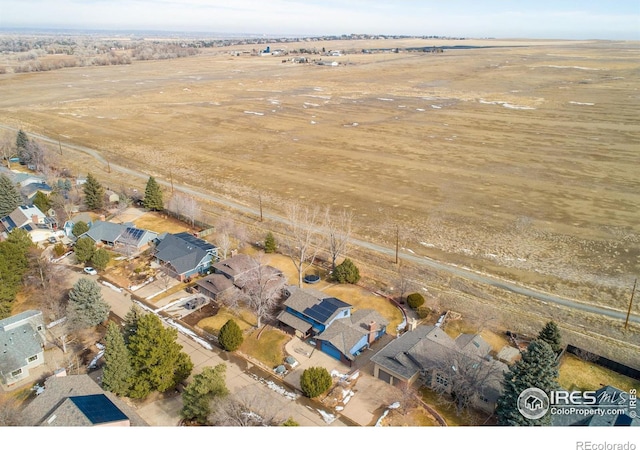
[377, 368, 393, 384]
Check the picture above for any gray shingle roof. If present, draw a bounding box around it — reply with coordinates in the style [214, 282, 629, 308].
[20, 374, 148, 426]
[0, 310, 44, 378]
[315, 309, 389, 361]
[283, 286, 351, 325]
[154, 232, 216, 275]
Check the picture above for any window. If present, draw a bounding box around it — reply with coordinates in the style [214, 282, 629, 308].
[37, 325, 43, 332]
[435, 373, 448, 387]
[11, 368, 22, 377]
[28, 354, 38, 363]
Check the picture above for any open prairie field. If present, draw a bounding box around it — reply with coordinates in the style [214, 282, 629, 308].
[1, 37, 639, 315]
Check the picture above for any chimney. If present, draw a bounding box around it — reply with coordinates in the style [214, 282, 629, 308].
[368, 321, 376, 345]
[32, 214, 39, 223]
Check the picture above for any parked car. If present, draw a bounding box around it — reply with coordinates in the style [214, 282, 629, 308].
[48, 236, 57, 244]
[83, 267, 98, 275]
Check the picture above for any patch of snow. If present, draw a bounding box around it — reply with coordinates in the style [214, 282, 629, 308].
[375, 409, 390, 426]
[389, 402, 401, 409]
[416, 108, 425, 111]
[378, 98, 394, 101]
[431, 105, 441, 109]
[420, 242, 435, 248]
[101, 281, 122, 293]
[317, 409, 336, 424]
[569, 101, 595, 106]
[244, 111, 264, 116]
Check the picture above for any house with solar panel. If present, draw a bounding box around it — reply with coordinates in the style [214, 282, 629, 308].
[277, 286, 388, 367]
[77, 220, 157, 253]
[0, 204, 58, 243]
[20, 373, 148, 426]
[0, 310, 46, 387]
[153, 231, 218, 281]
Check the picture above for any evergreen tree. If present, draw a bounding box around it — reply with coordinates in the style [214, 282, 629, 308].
[143, 176, 163, 211]
[406, 292, 425, 309]
[537, 321, 563, 353]
[90, 248, 110, 271]
[0, 174, 23, 216]
[102, 321, 133, 396]
[67, 277, 110, 329]
[16, 129, 28, 151]
[83, 173, 104, 211]
[264, 231, 276, 253]
[495, 340, 561, 426]
[71, 220, 90, 237]
[32, 191, 51, 213]
[63, 179, 72, 191]
[180, 364, 229, 424]
[123, 304, 143, 344]
[0, 229, 31, 319]
[300, 366, 332, 398]
[218, 319, 243, 352]
[332, 258, 360, 284]
[127, 313, 193, 399]
[74, 236, 95, 263]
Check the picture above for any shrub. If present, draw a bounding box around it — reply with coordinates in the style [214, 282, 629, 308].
[53, 242, 67, 257]
[333, 258, 360, 284]
[300, 366, 332, 398]
[416, 306, 430, 319]
[91, 248, 110, 270]
[264, 231, 276, 253]
[406, 292, 425, 309]
[218, 319, 243, 352]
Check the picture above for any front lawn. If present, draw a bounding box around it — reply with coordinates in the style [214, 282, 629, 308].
[239, 327, 290, 369]
[197, 307, 255, 334]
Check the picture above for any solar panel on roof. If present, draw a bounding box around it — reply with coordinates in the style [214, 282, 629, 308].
[303, 297, 350, 323]
[70, 394, 128, 424]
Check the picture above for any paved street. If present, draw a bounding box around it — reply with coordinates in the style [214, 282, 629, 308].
[59, 266, 400, 426]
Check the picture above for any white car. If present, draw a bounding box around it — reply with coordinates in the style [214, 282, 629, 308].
[83, 267, 98, 275]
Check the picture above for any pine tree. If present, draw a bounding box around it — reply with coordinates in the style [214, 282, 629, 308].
[102, 321, 133, 396]
[16, 129, 28, 151]
[67, 277, 110, 329]
[180, 364, 229, 424]
[218, 319, 243, 352]
[264, 231, 276, 253]
[0, 229, 32, 319]
[83, 173, 105, 211]
[143, 176, 163, 211]
[537, 321, 563, 353]
[333, 258, 360, 284]
[127, 314, 193, 399]
[0, 174, 23, 216]
[495, 340, 561, 426]
[123, 304, 143, 344]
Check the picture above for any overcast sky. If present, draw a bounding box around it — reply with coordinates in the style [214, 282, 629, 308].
[1, 0, 638, 40]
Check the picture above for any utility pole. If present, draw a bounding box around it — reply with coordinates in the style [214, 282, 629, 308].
[395, 224, 399, 265]
[170, 170, 174, 194]
[625, 278, 637, 330]
[259, 193, 263, 222]
[58, 136, 63, 155]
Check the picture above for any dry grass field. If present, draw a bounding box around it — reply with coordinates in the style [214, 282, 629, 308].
[1, 37, 639, 363]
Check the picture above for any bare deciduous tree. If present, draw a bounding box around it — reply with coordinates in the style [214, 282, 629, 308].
[236, 253, 286, 328]
[209, 386, 286, 426]
[325, 206, 353, 272]
[167, 192, 201, 227]
[428, 352, 505, 418]
[216, 232, 231, 260]
[284, 203, 325, 288]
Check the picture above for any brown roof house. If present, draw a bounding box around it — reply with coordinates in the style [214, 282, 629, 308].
[0, 310, 46, 388]
[370, 325, 508, 413]
[20, 372, 148, 426]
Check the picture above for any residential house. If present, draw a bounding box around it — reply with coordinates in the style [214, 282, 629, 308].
[78, 220, 157, 252]
[551, 385, 640, 427]
[63, 212, 94, 238]
[153, 231, 218, 281]
[196, 253, 285, 300]
[0, 310, 46, 387]
[20, 181, 53, 201]
[277, 286, 388, 367]
[20, 372, 148, 426]
[370, 325, 508, 413]
[0, 204, 58, 243]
